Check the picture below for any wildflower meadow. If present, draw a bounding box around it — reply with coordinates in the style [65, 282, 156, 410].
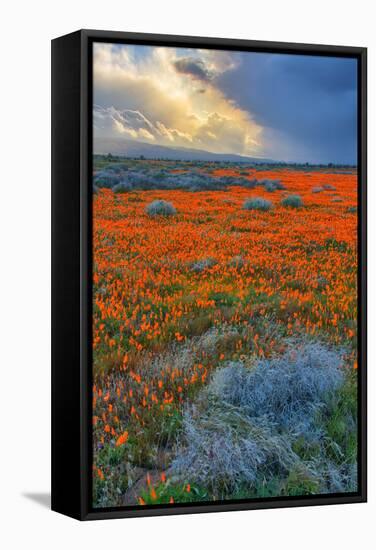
[92, 158, 358, 508]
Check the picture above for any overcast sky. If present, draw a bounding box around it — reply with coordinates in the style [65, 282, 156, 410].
[93, 43, 357, 164]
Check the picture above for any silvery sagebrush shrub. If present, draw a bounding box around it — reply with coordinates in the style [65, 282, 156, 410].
[94, 167, 289, 192]
[171, 403, 300, 494]
[243, 197, 272, 211]
[208, 343, 344, 430]
[264, 181, 277, 192]
[272, 180, 286, 190]
[146, 199, 177, 217]
[258, 178, 285, 190]
[113, 181, 133, 193]
[171, 343, 350, 494]
[94, 171, 122, 188]
[281, 194, 303, 208]
[316, 461, 357, 493]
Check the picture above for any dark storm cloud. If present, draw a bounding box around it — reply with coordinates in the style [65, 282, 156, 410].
[173, 57, 212, 81]
[216, 53, 358, 164]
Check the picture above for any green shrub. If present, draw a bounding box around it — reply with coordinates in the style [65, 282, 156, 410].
[113, 181, 133, 193]
[146, 200, 177, 217]
[281, 194, 303, 208]
[243, 197, 272, 211]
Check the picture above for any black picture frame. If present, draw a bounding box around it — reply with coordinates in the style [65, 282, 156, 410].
[51, 29, 367, 521]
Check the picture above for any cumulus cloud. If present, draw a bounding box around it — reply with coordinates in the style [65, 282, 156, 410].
[93, 43, 263, 157]
[173, 57, 213, 81]
[93, 43, 356, 163]
[94, 105, 193, 144]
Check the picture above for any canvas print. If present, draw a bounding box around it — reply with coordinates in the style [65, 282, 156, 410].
[91, 42, 359, 509]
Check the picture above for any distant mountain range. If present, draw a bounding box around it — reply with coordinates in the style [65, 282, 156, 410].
[94, 138, 279, 164]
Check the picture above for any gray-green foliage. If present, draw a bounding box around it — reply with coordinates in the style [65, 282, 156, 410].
[243, 197, 272, 211]
[261, 179, 285, 192]
[208, 344, 344, 430]
[113, 181, 133, 193]
[171, 343, 356, 496]
[281, 194, 303, 208]
[94, 164, 287, 193]
[146, 200, 177, 217]
[171, 405, 299, 493]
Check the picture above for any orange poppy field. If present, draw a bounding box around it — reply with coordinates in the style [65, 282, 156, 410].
[92, 160, 358, 508]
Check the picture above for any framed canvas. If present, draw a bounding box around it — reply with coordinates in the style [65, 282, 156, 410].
[51, 29, 367, 520]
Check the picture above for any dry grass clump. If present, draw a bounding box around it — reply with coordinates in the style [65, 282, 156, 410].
[208, 343, 344, 430]
[171, 343, 355, 497]
[171, 405, 299, 494]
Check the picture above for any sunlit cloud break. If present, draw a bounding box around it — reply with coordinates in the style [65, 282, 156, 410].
[93, 43, 263, 158]
[93, 43, 357, 163]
